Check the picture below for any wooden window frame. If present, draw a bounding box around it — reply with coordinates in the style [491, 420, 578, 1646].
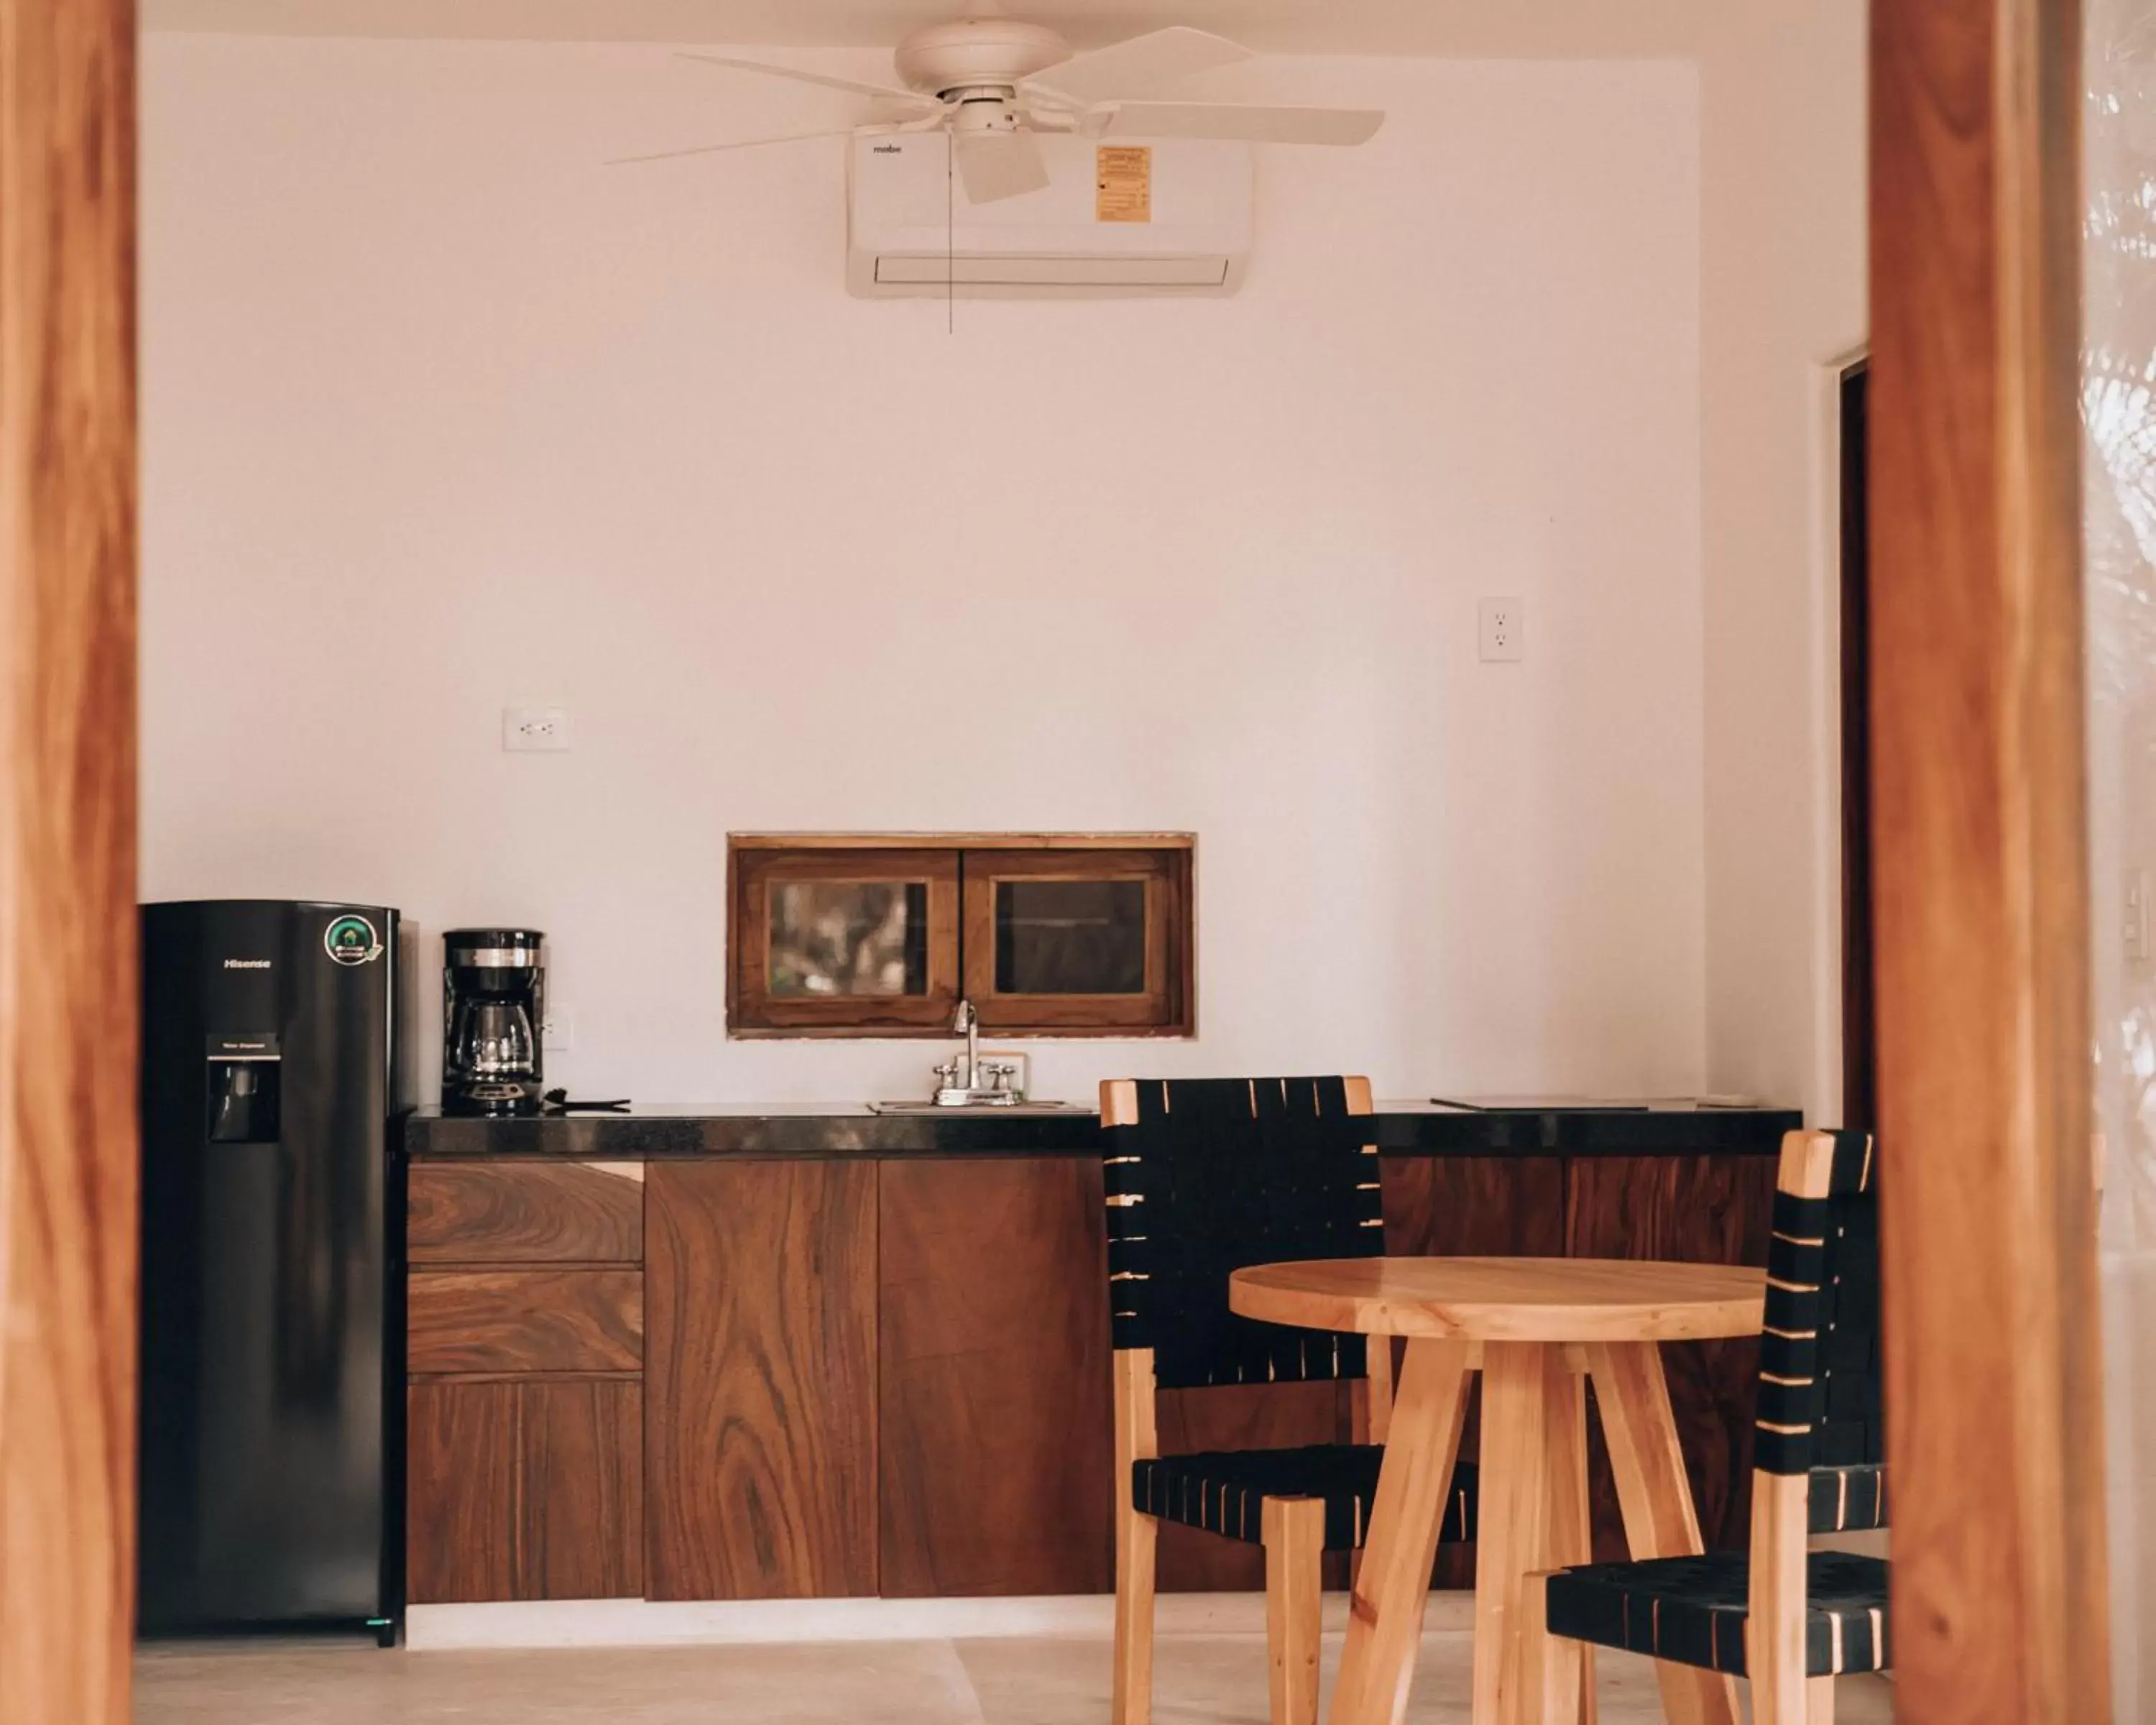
[961, 847, 1190, 1034]
[727, 834, 1195, 1039]
[728, 846, 961, 1036]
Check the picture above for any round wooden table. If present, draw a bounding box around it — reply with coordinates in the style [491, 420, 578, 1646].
[1230, 1257, 1766, 1725]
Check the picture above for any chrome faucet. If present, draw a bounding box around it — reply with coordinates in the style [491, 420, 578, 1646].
[929, 998, 1018, 1106]
[953, 998, 980, 1090]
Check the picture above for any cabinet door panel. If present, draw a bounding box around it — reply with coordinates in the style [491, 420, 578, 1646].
[525, 1379, 645, 1598]
[1380, 1154, 1567, 1259]
[407, 1268, 642, 1374]
[1562, 1154, 1776, 1558]
[408, 1381, 519, 1603]
[1153, 1381, 1352, 1591]
[1382, 1154, 1565, 1587]
[407, 1379, 642, 1601]
[645, 1160, 878, 1599]
[877, 1156, 1112, 1596]
[408, 1160, 643, 1264]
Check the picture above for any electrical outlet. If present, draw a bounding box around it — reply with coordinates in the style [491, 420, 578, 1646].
[1478, 597, 1524, 662]
[502, 705, 572, 752]
[541, 1006, 574, 1053]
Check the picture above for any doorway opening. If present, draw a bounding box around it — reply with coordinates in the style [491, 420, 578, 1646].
[1839, 359, 1876, 1131]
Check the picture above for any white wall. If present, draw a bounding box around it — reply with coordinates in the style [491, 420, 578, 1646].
[1696, 4, 1868, 1121]
[140, 35, 1706, 1106]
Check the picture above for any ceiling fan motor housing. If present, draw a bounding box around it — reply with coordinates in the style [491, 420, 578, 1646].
[893, 17, 1069, 96]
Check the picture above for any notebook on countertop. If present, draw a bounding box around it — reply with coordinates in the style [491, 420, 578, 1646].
[1428, 1095, 1763, 1112]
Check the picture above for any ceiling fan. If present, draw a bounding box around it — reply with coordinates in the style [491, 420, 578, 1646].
[612, 14, 1385, 203]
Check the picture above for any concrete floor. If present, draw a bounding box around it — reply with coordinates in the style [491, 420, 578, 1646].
[134, 1629, 1894, 1723]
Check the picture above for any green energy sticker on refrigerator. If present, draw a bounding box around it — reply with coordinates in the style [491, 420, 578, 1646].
[324, 914, 382, 966]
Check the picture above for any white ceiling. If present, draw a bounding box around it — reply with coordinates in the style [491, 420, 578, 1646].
[141, 0, 1716, 57]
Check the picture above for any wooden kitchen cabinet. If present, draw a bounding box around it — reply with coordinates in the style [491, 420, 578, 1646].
[401, 1140, 1778, 1608]
[404, 1158, 648, 1605]
[1381, 1153, 1566, 1587]
[1154, 1379, 1357, 1592]
[1564, 1153, 1777, 1557]
[643, 1159, 880, 1600]
[1379, 1152, 1772, 1575]
[407, 1377, 644, 1602]
[876, 1156, 1114, 1596]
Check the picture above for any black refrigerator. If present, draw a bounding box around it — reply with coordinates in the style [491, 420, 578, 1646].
[138, 898, 411, 1642]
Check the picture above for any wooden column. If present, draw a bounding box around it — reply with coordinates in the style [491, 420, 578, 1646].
[0, 0, 140, 1719]
[1871, 1, 2111, 1719]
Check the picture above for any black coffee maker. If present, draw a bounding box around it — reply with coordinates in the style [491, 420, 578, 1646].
[441, 929, 545, 1115]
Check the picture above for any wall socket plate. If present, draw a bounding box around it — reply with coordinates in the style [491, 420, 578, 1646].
[541, 1006, 574, 1053]
[503, 705, 572, 752]
[1478, 597, 1524, 662]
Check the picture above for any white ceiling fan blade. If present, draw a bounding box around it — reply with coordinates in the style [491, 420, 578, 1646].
[1030, 27, 1252, 104]
[1095, 102, 1385, 147]
[607, 126, 860, 166]
[674, 52, 939, 111]
[1015, 80, 1089, 113]
[953, 129, 1049, 204]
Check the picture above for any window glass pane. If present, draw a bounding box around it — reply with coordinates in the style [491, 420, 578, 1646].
[768, 881, 929, 996]
[994, 878, 1147, 995]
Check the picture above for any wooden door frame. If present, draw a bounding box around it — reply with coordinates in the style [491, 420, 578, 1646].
[0, 1, 140, 1721]
[1871, 1, 2112, 1718]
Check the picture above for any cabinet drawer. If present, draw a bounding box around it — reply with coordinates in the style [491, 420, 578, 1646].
[408, 1269, 643, 1374]
[408, 1161, 644, 1264]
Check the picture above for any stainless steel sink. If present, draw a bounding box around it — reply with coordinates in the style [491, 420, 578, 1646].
[872, 1000, 1092, 1116]
[867, 1098, 1089, 1116]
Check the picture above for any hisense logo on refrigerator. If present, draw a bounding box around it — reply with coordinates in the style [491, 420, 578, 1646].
[223, 959, 272, 970]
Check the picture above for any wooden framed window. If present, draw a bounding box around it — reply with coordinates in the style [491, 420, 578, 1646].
[961, 848, 1182, 1032]
[727, 835, 1194, 1038]
[728, 846, 960, 1034]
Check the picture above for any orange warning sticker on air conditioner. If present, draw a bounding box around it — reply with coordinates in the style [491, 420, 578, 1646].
[1096, 146, 1152, 223]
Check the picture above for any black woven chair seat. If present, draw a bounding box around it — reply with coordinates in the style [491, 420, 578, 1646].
[1544, 1550, 1889, 1678]
[1133, 1445, 1476, 1552]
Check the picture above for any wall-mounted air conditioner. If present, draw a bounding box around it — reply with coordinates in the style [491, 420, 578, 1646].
[847, 134, 1253, 298]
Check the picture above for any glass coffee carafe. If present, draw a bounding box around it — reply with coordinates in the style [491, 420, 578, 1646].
[457, 998, 534, 1081]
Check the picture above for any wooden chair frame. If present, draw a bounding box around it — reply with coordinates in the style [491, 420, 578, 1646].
[1746, 1132, 1846, 1725]
[1528, 1130, 1861, 1725]
[1105, 1076, 1392, 1725]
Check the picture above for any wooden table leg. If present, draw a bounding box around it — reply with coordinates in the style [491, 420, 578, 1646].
[1327, 1338, 1473, 1725]
[1583, 1342, 1741, 1725]
[1547, 1354, 1596, 1725]
[1265, 1495, 1326, 1725]
[1474, 1342, 1597, 1725]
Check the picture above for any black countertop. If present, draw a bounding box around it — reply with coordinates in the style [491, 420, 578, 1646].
[403, 1100, 1802, 1161]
